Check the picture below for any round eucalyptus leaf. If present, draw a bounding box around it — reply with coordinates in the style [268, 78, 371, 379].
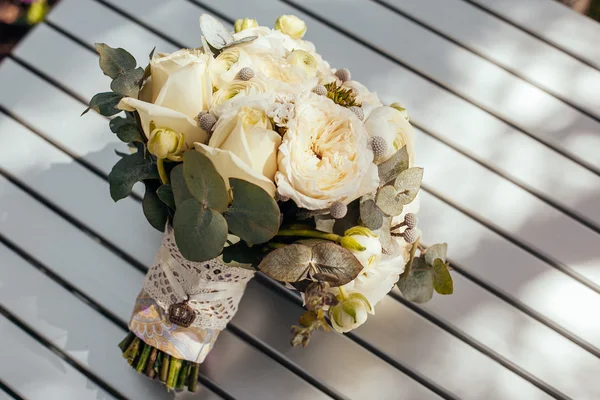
[224, 35, 258, 49]
[360, 197, 383, 230]
[143, 182, 168, 232]
[183, 151, 229, 212]
[397, 257, 434, 303]
[170, 164, 192, 208]
[376, 185, 404, 216]
[393, 167, 423, 205]
[258, 244, 313, 282]
[377, 146, 409, 186]
[310, 242, 363, 286]
[432, 258, 453, 295]
[424, 243, 448, 266]
[199, 14, 233, 50]
[224, 178, 280, 245]
[173, 198, 228, 262]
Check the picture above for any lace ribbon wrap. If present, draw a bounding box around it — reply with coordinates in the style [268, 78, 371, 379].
[128, 225, 255, 363]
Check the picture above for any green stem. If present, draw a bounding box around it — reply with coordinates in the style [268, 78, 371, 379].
[176, 361, 190, 389]
[144, 347, 158, 378]
[135, 343, 152, 372]
[275, 229, 342, 244]
[160, 354, 170, 382]
[123, 337, 140, 364]
[157, 158, 169, 185]
[188, 363, 200, 392]
[118, 332, 135, 352]
[265, 242, 286, 249]
[166, 358, 182, 389]
[338, 286, 348, 301]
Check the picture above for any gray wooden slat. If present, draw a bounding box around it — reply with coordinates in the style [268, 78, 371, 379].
[378, 0, 600, 121]
[175, 0, 600, 350]
[0, 28, 446, 400]
[0, 306, 117, 400]
[466, 0, 600, 70]
[19, 1, 564, 398]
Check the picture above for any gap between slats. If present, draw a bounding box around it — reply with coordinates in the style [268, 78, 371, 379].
[460, 0, 600, 72]
[14, 2, 592, 396]
[0, 379, 25, 400]
[371, 0, 600, 125]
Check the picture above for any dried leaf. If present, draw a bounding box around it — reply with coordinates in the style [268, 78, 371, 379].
[377, 146, 409, 185]
[424, 243, 448, 266]
[393, 167, 423, 205]
[397, 257, 434, 303]
[432, 258, 453, 295]
[375, 185, 404, 216]
[359, 195, 383, 230]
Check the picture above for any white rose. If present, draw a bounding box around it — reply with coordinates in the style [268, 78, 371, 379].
[343, 80, 382, 120]
[275, 15, 307, 39]
[210, 78, 270, 117]
[276, 93, 379, 210]
[118, 49, 212, 148]
[364, 106, 415, 165]
[329, 293, 372, 333]
[194, 101, 281, 197]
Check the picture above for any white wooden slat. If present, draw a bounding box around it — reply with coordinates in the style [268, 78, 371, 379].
[42, 0, 600, 238]
[469, 0, 600, 70]
[0, 70, 438, 400]
[31, 1, 556, 398]
[380, 0, 600, 120]
[175, 0, 600, 346]
[0, 168, 331, 400]
[287, 0, 600, 170]
[0, 313, 116, 400]
[0, 53, 558, 400]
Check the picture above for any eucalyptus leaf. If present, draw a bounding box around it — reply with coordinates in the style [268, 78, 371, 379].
[224, 178, 280, 245]
[110, 67, 144, 98]
[95, 43, 137, 79]
[393, 167, 423, 205]
[359, 196, 383, 230]
[183, 151, 229, 212]
[376, 185, 404, 216]
[432, 258, 453, 295]
[82, 92, 123, 116]
[199, 14, 233, 50]
[424, 243, 448, 266]
[223, 35, 258, 49]
[143, 182, 168, 232]
[401, 237, 420, 280]
[173, 198, 228, 262]
[108, 148, 158, 201]
[170, 165, 193, 207]
[397, 257, 434, 303]
[157, 184, 176, 210]
[109, 115, 143, 143]
[377, 146, 409, 185]
[258, 241, 363, 286]
[378, 216, 394, 254]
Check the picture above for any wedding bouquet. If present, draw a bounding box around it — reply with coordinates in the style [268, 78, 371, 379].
[84, 14, 454, 392]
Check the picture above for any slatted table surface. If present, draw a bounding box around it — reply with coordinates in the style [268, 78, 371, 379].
[0, 0, 598, 399]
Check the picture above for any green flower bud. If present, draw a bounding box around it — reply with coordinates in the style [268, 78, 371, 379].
[147, 124, 184, 160]
[234, 18, 259, 33]
[275, 15, 307, 39]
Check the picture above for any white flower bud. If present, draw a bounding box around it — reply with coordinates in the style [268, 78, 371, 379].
[390, 102, 409, 121]
[329, 293, 372, 333]
[234, 18, 259, 33]
[275, 14, 307, 39]
[344, 226, 382, 268]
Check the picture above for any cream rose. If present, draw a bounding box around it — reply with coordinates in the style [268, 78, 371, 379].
[276, 93, 379, 210]
[364, 106, 415, 165]
[194, 101, 281, 197]
[118, 49, 212, 148]
[275, 15, 307, 39]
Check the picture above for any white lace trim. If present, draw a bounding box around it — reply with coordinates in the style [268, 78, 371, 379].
[143, 225, 254, 330]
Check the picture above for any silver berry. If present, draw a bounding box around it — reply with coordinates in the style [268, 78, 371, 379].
[402, 228, 418, 244]
[349, 106, 364, 121]
[197, 110, 209, 121]
[329, 201, 347, 219]
[237, 67, 255, 81]
[335, 68, 351, 82]
[312, 84, 327, 96]
[199, 113, 217, 133]
[370, 136, 387, 159]
[404, 213, 417, 229]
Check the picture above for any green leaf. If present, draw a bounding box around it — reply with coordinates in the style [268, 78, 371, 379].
[394, 167, 423, 205]
[108, 148, 158, 201]
[258, 241, 363, 286]
[143, 182, 168, 232]
[170, 165, 193, 208]
[424, 243, 448, 266]
[224, 178, 280, 245]
[432, 258, 453, 295]
[183, 151, 229, 212]
[82, 92, 123, 116]
[110, 67, 145, 98]
[221, 240, 262, 269]
[95, 43, 137, 79]
[359, 194, 383, 230]
[397, 257, 434, 303]
[109, 115, 143, 143]
[378, 146, 409, 186]
[157, 184, 176, 210]
[375, 185, 404, 216]
[173, 198, 228, 262]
